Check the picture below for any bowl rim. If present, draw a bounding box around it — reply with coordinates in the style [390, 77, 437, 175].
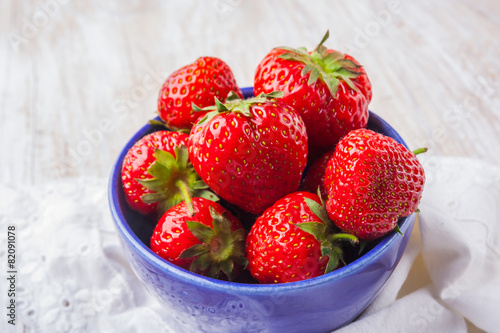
[108, 88, 413, 295]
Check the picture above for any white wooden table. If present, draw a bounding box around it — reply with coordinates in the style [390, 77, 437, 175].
[1, 1, 497, 331]
[2, 0, 499, 186]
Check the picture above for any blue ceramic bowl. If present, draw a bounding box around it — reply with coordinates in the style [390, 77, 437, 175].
[108, 87, 415, 333]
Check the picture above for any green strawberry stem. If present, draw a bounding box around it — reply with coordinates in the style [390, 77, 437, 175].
[412, 147, 428, 155]
[313, 30, 330, 53]
[175, 179, 195, 216]
[328, 233, 359, 244]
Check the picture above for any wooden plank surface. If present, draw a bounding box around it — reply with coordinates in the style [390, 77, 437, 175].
[1, 0, 499, 186]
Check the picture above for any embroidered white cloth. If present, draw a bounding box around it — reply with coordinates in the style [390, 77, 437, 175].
[1, 156, 499, 333]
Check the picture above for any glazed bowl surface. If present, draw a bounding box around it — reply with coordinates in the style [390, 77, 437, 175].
[108, 87, 415, 333]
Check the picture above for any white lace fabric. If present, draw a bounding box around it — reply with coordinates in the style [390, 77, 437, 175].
[1, 157, 499, 333]
[0, 179, 176, 333]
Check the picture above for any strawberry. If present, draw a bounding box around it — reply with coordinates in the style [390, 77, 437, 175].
[187, 92, 308, 215]
[150, 196, 247, 281]
[121, 130, 217, 217]
[157, 57, 243, 130]
[246, 191, 357, 284]
[325, 128, 426, 241]
[254, 31, 372, 160]
[300, 150, 335, 199]
[323, 151, 337, 197]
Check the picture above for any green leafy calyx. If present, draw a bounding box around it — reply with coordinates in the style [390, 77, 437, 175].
[277, 30, 363, 97]
[136, 145, 218, 217]
[179, 206, 248, 281]
[192, 91, 284, 126]
[294, 196, 358, 274]
[413, 147, 428, 155]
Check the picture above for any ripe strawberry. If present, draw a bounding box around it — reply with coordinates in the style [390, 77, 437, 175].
[254, 31, 372, 160]
[121, 130, 217, 217]
[325, 128, 426, 241]
[150, 197, 247, 281]
[187, 92, 308, 215]
[300, 150, 335, 199]
[246, 191, 357, 284]
[323, 151, 337, 197]
[157, 57, 243, 130]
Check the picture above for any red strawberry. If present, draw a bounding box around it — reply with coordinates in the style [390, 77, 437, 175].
[323, 151, 337, 197]
[300, 150, 335, 199]
[254, 31, 372, 160]
[325, 128, 426, 241]
[121, 130, 217, 217]
[150, 197, 247, 281]
[246, 191, 357, 284]
[157, 57, 243, 130]
[187, 92, 308, 214]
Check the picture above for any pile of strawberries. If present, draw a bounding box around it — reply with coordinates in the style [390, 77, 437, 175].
[121, 31, 426, 284]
